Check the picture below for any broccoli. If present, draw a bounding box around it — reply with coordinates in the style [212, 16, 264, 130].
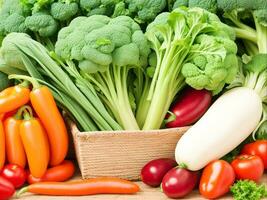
[136, 7, 238, 130]
[217, 0, 267, 54]
[55, 15, 151, 130]
[170, 0, 217, 13]
[126, 0, 166, 23]
[50, 0, 79, 21]
[0, 0, 30, 43]
[79, 0, 116, 16]
[25, 11, 59, 37]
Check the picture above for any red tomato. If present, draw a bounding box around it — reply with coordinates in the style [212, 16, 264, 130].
[166, 88, 212, 128]
[231, 154, 264, 182]
[0, 176, 15, 200]
[141, 158, 177, 187]
[0, 164, 27, 188]
[241, 140, 267, 169]
[199, 160, 235, 199]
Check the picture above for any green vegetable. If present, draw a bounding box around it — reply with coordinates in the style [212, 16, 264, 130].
[0, 0, 30, 44]
[171, 0, 217, 13]
[0, 72, 11, 91]
[126, 0, 166, 23]
[137, 7, 238, 130]
[55, 15, 151, 130]
[50, 0, 79, 21]
[1, 32, 122, 131]
[25, 11, 59, 37]
[79, 0, 115, 17]
[217, 0, 267, 54]
[231, 180, 267, 200]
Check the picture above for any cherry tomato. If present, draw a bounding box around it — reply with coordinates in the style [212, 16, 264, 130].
[0, 164, 27, 188]
[231, 154, 264, 182]
[0, 176, 15, 200]
[141, 158, 177, 187]
[199, 160, 235, 199]
[166, 88, 212, 128]
[162, 167, 199, 198]
[241, 140, 267, 169]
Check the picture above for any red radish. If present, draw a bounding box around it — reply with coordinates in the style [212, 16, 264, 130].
[141, 158, 177, 187]
[166, 88, 212, 128]
[161, 167, 199, 198]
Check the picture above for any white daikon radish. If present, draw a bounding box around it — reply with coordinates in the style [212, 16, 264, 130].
[175, 87, 262, 171]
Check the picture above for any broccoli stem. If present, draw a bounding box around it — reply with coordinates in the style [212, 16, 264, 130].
[234, 27, 257, 43]
[243, 40, 259, 56]
[253, 13, 267, 53]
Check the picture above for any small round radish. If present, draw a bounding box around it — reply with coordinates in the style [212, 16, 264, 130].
[166, 88, 212, 128]
[141, 158, 177, 187]
[161, 167, 199, 198]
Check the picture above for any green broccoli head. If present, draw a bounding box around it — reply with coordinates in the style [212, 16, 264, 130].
[25, 11, 59, 37]
[172, 0, 188, 10]
[80, 0, 116, 17]
[0, 0, 30, 39]
[126, 0, 166, 23]
[182, 33, 238, 95]
[188, 0, 217, 13]
[55, 15, 150, 73]
[112, 1, 130, 18]
[50, 1, 79, 21]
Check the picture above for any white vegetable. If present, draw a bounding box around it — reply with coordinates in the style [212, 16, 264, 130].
[175, 87, 263, 171]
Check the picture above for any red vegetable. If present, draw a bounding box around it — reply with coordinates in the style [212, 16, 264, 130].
[199, 160, 235, 199]
[166, 88, 212, 128]
[0, 176, 15, 200]
[141, 158, 177, 187]
[0, 164, 27, 189]
[241, 140, 267, 169]
[231, 154, 264, 182]
[161, 167, 199, 198]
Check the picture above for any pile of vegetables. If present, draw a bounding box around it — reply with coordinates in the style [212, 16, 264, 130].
[142, 140, 267, 199]
[0, 0, 266, 199]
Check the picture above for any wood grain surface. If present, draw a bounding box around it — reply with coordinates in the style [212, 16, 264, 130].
[17, 174, 267, 200]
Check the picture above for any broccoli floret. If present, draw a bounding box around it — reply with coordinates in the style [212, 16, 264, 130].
[55, 15, 150, 130]
[188, 0, 217, 13]
[50, 0, 79, 21]
[112, 1, 130, 18]
[182, 34, 238, 94]
[25, 11, 59, 37]
[218, 0, 267, 54]
[80, 0, 116, 17]
[0, 0, 30, 42]
[172, 0, 188, 10]
[21, 0, 54, 13]
[126, 0, 166, 23]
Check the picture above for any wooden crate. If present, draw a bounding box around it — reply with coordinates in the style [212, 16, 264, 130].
[71, 123, 189, 180]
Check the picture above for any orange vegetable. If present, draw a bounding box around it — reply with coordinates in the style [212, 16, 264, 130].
[20, 107, 50, 178]
[4, 107, 27, 168]
[0, 119, 5, 170]
[9, 75, 68, 166]
[27, 160, 75, 184]
[0, 83, 30, 113]
[18, 177, 140, 196]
